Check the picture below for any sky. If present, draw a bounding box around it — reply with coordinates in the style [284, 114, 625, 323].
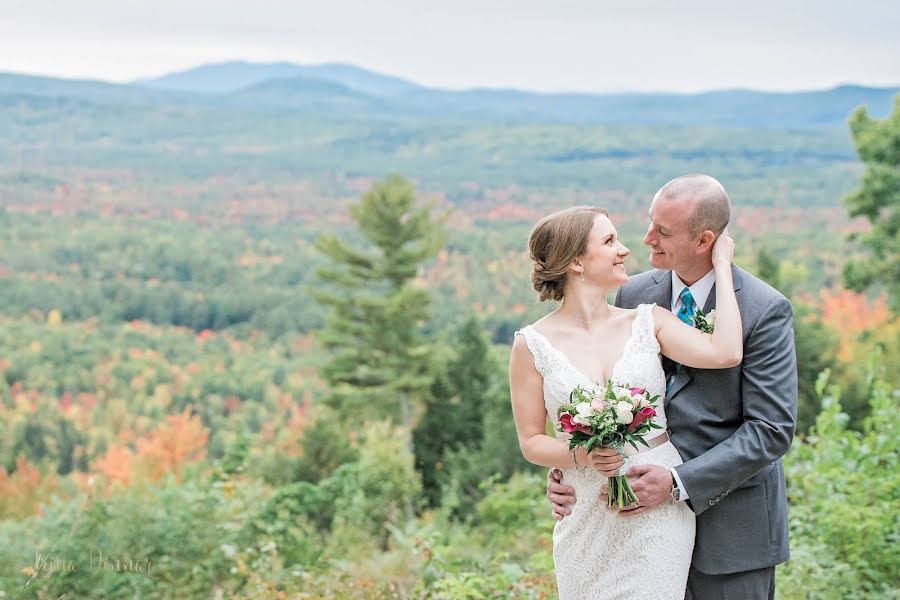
[1, 0, 898, 93]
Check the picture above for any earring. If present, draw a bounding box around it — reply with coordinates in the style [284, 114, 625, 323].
[581, 272, 585, 283]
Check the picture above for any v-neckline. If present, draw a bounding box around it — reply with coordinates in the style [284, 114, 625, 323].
[527, 317, 636, 386]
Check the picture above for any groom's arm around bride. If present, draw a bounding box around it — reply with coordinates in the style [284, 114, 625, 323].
[617, 282, 797, 522]
[549, 175, 798, 599]
[617, 267, 797, 599]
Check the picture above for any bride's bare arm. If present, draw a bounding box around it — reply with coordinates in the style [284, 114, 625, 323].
[509, 336, 589, 469]
[654, 231, 743, 369]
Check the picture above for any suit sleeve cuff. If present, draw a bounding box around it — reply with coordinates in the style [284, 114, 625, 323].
[671, 467, 690, 500]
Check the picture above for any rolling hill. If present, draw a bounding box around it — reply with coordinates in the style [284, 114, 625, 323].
[1, 63, 894, 129]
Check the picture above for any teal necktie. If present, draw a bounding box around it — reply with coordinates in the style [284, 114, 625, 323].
[667, 287, 696, 395]
[676, 287, 696, 324]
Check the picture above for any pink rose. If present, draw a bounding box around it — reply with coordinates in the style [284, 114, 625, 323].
[559, 412, 593, 435]
[590, 399, 606, 411]
[626, 407, 657, 433]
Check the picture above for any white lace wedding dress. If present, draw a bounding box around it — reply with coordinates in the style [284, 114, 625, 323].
[518, 304, 695, 600]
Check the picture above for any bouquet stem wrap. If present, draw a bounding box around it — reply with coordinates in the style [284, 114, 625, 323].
[608, 448, 637, 508]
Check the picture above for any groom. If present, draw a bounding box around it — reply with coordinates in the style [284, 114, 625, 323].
[547, 174, 797, 599]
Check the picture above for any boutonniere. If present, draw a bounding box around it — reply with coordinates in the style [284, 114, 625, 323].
[692, 309, 716, 333]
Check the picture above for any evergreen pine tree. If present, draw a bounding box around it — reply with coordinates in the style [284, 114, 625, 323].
[842, 97, 900, 310]
[314, 175, 447, 428]
[413, 316, 493, 506]
[755, 248, 784, 293]
[755, 249, 838, 432]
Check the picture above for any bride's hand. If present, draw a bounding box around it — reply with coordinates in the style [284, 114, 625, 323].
[711, 227, 734, 268]
[588, 447, 624, 477]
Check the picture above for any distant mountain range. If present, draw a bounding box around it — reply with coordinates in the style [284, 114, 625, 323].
[134, 61, 422, 96]
[1, 61, 896, 129]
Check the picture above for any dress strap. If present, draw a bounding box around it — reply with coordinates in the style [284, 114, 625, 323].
[515, 326, 552, 377]
[628, 303, 660, 355]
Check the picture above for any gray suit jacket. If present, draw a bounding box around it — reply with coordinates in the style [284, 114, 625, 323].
[615, 265, 797, 575]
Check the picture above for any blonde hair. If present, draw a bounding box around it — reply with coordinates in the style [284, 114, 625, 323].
[528, 206, 608, 302]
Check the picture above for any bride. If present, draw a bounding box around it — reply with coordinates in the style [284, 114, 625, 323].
[509, 206, 741, 599]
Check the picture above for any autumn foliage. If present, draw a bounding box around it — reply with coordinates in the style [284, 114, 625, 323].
[0, 456, 57, 519]
[818, 290, 892, 362]
[96, 406, 208, 486]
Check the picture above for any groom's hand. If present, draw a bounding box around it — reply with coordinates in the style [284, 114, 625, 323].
[618, 464, 672, 517]
[547, 469, 577, 520]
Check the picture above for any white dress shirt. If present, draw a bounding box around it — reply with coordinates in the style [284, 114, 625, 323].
[671, 269, 716, 317]
[668, 268, 716, 501]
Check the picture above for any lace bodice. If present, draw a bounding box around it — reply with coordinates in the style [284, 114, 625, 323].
[518, 303, 668, 439]
[515, 303, 694, 600]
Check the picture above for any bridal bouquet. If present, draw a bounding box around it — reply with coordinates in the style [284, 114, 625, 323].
[556, 381, 663, 508]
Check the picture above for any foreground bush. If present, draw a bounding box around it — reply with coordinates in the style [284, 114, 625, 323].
[1, 373, 896, 599]
[778, 371, 899, 599]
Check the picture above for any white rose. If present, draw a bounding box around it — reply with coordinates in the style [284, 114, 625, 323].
[639, 397, 650, 408]
[615, 389, 632, 403]
[706, 310, 716, 329]
[615, 401, 634, 424]
[575, 402, 593, 417]
[573, 414, 591, 426]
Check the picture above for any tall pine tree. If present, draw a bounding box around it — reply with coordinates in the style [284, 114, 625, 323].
[314, 175, 447, 427]
[843, 97, 899, 311]
[413, 316, 493, 506]
[755, 248, 839, 432]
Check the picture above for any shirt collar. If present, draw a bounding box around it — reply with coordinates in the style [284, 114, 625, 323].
[671, 268, 716, 311]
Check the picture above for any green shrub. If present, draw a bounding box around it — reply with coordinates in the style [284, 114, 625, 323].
[779, 371, 900, 599]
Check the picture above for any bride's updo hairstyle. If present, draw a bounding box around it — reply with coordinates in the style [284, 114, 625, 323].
[528, 206, 608, 302]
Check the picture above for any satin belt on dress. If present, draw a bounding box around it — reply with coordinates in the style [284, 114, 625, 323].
[622, 431, 669, 456]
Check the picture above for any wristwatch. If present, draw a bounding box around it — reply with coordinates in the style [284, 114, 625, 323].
[670, 472, 681, 501]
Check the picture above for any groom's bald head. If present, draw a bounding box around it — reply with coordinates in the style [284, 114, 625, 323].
[654, 174, 730, 237]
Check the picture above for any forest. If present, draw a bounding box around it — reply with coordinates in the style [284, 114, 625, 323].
[0, 75, 897, 598]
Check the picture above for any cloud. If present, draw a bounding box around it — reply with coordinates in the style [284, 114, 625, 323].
[0, 0, 897, 92]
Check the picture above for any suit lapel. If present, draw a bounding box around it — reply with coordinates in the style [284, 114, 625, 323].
[701, 264, 742, 314]
[643, 269, 673, 309]
[667, 264, 743, 404]
[666, 366, 693, 403]
[703, 283, 717, 314]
